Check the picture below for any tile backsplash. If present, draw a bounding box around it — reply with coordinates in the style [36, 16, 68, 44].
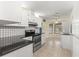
[0, 26, 25, 38]
[0, 26, 25, 47]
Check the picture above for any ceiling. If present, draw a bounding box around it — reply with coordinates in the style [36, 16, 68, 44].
[23, 1, 74, 20]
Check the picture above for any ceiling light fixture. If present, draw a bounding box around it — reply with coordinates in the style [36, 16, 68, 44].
[20, 3, 30, 10]
[21, 4, 26, 8]
[34, 12, 45, 18]
[55, 21, 58, 23]
[34, 13, 39, 18]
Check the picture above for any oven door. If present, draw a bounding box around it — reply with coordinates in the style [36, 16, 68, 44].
[33, 35, 41, 52]
[33, 35, 41, 44]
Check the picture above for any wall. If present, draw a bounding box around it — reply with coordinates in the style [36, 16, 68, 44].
[72, 2, 79, 56]
[42, 15, 72, 35]
[0, 26, 25, 47]
[54, 24, 62, 34]
[35, 17, 42, 27]
[42, 20, 49, 38]
[42, 20, 56, 39]
[0, 1, 22, 21]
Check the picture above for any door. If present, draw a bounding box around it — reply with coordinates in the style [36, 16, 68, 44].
[54, 23, 62, 34]
[49, 24, 53, 34]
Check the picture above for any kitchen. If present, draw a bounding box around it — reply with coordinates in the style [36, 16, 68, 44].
[0, 1, 42, 57]
[0, 1, 79, 57]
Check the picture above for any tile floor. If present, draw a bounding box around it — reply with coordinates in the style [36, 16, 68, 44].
[33, 34, 72, 57]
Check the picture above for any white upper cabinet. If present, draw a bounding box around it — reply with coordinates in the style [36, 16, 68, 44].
[28, 11, 42, 27]
[20, 9, 29, 26]
[28, 11, 35, 22]
[0, 2, 19, 22]
[0, 1, 29, 26]
[0, 1, 42, 26]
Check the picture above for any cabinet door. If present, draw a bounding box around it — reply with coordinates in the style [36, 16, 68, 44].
[3, 44, 33, 57]
[72, 20, 79, 37]
[41, 34, 47, 45]
[0, 2, 23, 22]
[61, 35, 72, 50]
[20, 9, 29, 26]
[0, 1, 29, 26]
[73, 36, 79, 57]
[0, 2, 16, 21]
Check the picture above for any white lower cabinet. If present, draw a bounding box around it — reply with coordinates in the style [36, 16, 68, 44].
[61, 35, 72, 50]
[73, 36, 79, 57]
[41, 34, 46, 45]
[3, 44, 33, 57]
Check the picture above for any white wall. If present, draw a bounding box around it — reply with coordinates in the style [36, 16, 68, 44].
[72, 2, 79, 56]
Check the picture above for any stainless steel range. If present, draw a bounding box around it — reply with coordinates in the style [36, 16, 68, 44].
[32, 34, 41, 52]
[25, 27, 42, 52]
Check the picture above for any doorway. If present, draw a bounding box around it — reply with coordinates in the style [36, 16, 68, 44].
[54, 23, 62, 34]
[49, 24, 54, 34]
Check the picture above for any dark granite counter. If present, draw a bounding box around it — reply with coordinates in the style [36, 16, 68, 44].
[32, 33, 41, 36]
[61, 33, 72, 35]
[25, 33, 42, 37]
[0, 40, 33, 56]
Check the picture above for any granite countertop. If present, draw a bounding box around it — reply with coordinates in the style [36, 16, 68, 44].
[32, 33, 41, 36]
[25, 33, 42, 37]
[0, 40, 33, 56]
[61, 33, 72, 35]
